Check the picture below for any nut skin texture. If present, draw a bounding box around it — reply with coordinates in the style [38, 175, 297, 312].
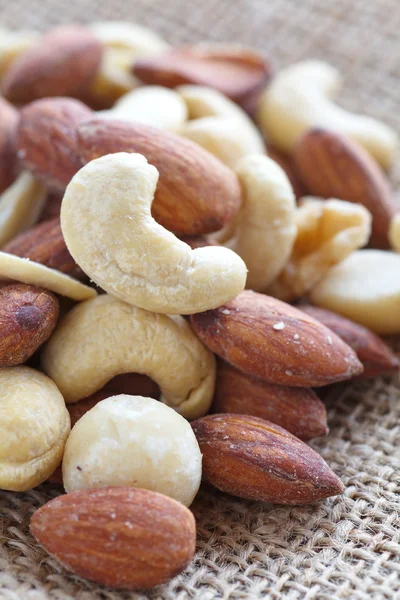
[214, 361, 328, 441]
[17, 97, 92, 192]
[192, 414, 344, 504]
[133, 44, 270, 107]
[3, 217, 83, 280]
[299, 305, 400, 379]
[0, 97, 19, 194]
[190, 290, 363, 387]
[76, 119, 242, 235]
[294, 129, 397, 249]
[2, 25, 103, 103]
[0, 283, 59, 366]
[30, 487, 196, 590]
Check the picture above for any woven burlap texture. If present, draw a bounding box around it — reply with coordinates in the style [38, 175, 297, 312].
[1, 0, 400, 598]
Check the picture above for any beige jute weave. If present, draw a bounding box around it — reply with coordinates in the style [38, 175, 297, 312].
[0, 0, 399, 598]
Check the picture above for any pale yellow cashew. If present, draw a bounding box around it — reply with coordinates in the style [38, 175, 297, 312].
[218, 154, 296, 291]
[41, 294, 216, 419]
[98, 86, 188, 131]
[257, 60, 398, 170]
[310, 250, 400, 334]
[61, 152, 247, 314]
[0, 172, 46, 248]
[178, 85, 265, 169]
[0, 366, 70, 491]
[268, 198, 371, 302]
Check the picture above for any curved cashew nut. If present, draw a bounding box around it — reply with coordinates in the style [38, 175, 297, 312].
[268, 198, 372, 301]
[61, 152, 247, 314]
[217, 154, 296, 291]
[178, 85, 265, 169]
[41, 294, 216, 419]
[98, 86, 188, 131]
[257, 60, 398, 169]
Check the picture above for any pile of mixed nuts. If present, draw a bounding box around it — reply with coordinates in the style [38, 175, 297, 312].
[0, 21, 399, 590]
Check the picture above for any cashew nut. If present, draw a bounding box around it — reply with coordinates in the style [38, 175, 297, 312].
[268, 198, 371, 301]
[257, 60, 398, 169]
[62, 395, 202, 506]
[178, 85, 265, 169]
[0, 366, 70, 491]
[310, 250, 400, 334]
[0, 253, 96, 301]
[217, 154, 296, 291]
[41, 294, 216, 419]
[98, 86, 188, 131]
[61, 152, 247, 314]
[0, 172, 46, 248]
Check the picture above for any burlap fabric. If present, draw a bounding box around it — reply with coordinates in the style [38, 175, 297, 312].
[0, 0, 399, 598]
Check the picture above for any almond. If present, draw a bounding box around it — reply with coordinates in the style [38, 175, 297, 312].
[298, 304, 399, 378]
[190, 290, 363, 387]
[133, 44, 270, 107]
[0, 283, 59, 366]
[17, 97, 92, 192]
[39, 192, 62, 222]
[3, 217, 83, 280]
[192, 414, 344, 504]
[77, 119, 242, 235]
[293, 128, 397, 248]
[0, 97, 19, 194]
[2, 25, 102, 103]
[30, 487, 196, 589]
[214, 361, 328, 440]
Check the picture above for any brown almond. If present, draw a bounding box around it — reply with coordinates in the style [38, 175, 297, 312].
[77, 119, 242, 235]
[190, 290, 363, 387]
[3, 217, 84, 280]
[133, 44, 270, 107]
[17, 97, 92, 192]
[0, 283, 59, 366]
[293, 128, 397, 248]
[0, 98, 19, 194]
[30, 487, 196, 589]
[299, 305, 400, 378]
[214, 361, 328, 440]
[192, 414, 344, 504]
[39, 192, 63, 222]
[2, 25, 102, 103]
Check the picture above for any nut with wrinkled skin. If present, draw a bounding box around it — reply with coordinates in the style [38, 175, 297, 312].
[218, 154, 296, 291]
[61, 153, 247, 314]
[0, 97, 19, 195]
[310, 250, 400, 334]
[257, 60, 398, 169]
[41, 294, 215, 419]
[0, 366, 70, 491]
[62, 395, 202, 506]
[267, 198, 371, 302]
[192, 414, 344, 504]
[178, 85, 265, 169]
[30, 487, 196, 590]
[2, 25, 103, 103]
[190, 290, 363, 387]
[0, 283, 59, 366]
[214, 361, 328, 440]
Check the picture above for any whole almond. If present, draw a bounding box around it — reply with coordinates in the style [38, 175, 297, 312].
[0, 283, 59, 366]
[3, 217, 83, 280]
[299, 305, 400, 378]
[2, 25, 102, 103]
[30, 487, 196, 589]
[133, 44, 270, 107]
[192, 414, 344, 504]
[17, 97, 92, 192]
[77, 119, 242, 235]
[0, 98, 19, 194]
[190, 290, 363, 387]
[214, 361, 328, 440]
[293, 128, 397, 248]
